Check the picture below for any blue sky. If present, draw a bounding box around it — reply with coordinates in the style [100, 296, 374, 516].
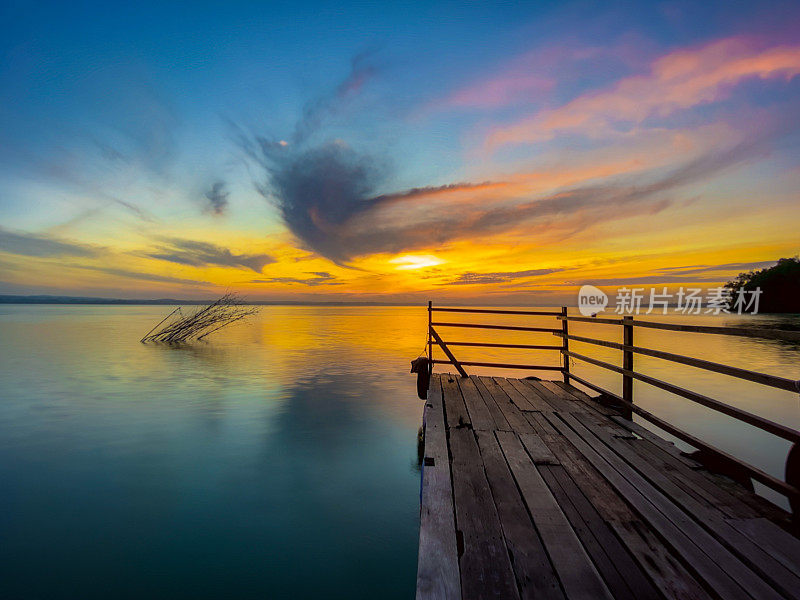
[0, 0, 798, 300]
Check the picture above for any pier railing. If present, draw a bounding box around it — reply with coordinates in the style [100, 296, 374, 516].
[426, 302, 800, 511]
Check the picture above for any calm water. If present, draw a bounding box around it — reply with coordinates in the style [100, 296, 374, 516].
[1, 305, 799, 599]
[0, 306, 427, 599]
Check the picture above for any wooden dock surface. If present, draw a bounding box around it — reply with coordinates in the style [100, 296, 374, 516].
[416, 373, 800, 600]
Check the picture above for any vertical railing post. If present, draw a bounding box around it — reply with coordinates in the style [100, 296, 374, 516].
[427, 301, 433, 375]
[622, 315, 634, 420]
[561, 306, 569, 384]
[786, 443, 799, 533]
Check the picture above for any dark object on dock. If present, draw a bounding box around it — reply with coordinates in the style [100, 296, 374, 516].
[417, 373, 800, 600]
[411, 356, 431, 399]
[140, 292, 258, 343]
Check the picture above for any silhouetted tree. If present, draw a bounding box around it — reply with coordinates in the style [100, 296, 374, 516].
[724, 257, 800, 313]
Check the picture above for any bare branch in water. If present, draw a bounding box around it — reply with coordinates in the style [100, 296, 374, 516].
[140, 293, 259, 343]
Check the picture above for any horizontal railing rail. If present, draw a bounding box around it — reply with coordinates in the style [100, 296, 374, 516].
[423, 301, 800, 513]
[431, 321, 561, 333]
[555, 332, 798, 392]
[562, 349, 800, 443]
[431, 360, 563, 370]
[566, 372, 798, 499]
[442, 341, 562, 350]
[558, 314, 800, 343]
[431, 307, 562, 316]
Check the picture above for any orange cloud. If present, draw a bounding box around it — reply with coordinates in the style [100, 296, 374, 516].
[445, 73, 555, 109]
[487, 37, 800, 148]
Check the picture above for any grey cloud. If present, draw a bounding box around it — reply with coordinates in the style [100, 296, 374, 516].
[245, 131, 765, 264]
[237, 44, 772, 266]
[0, 228, 99, 258]
[147, 239, 275, 273]
[203, 182, 229, 215]
[251, 141, 391, 264]
[445, 268, 563, 285]
[560, 275, 725, 286]
[293, 49, 379, 144]
[77, 265, 209, 286]
[250, 272, 341, 286]
[654, 261, 775, 276]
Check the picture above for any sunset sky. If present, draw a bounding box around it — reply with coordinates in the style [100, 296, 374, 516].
[1, 0, 798, 303]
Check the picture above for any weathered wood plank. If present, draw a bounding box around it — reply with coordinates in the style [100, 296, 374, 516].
[478, 377, 535, 433]
[573, 412, 800, 600]
[519, 432, 559, 465]
[540, 380, 591, 410]
[552, 381, 615, 415]
[608, 519, 712, 600]
[458, 376, 496, 431]
[475, 431, 565, 599]
[417, 374, 461, 600]
[441, 373, 471, 430]
[496, 430, 613, 600]
[506, 378, 557, 411]
[539, 464, 659, 600]
[417, 377, 799, 600]
[727, 517, 800, 576]
[532, 414, 712, 599]
[609, 415, 702, 469]
[551, 411, 782, 600]
[702, 469, 793, 528]
[495, 377, 540, 411]
[450, 427, 520, 599]
[631, 434, 752, 519]
[471, 376, 512, 431]
[524, 380, 579, 413]
[525, 411, 561, 440]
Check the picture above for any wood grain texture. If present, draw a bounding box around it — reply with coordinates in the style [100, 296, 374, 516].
[415, 377, 799, 600]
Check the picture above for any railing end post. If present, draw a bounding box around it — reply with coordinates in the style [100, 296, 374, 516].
[787, 442, 800, 533]
[427, 301, 433, 375]
[561, 306, 570, 384]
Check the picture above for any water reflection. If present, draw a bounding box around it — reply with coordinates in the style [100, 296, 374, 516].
[1, 304, 799, 598]
[0, 306, 425, 599]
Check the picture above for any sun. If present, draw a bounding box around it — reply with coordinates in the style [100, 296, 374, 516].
[389, 255, 444, 270]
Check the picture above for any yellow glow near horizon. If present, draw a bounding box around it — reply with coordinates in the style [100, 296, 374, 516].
[389, 255, 445, 270]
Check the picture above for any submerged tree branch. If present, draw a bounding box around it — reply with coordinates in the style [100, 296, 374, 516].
[140, 293, 259, 343]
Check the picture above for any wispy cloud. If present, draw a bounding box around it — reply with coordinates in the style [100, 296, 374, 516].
[250, 272, 341, 286]
[235, 120, 770, 264]
[654, 260, 775, 276]
[333, 136, 766, 259]
[434, 40, 646, 111]
[77, 265, 209, 286]
[444, 268, 563, 285]
[488, 37, 800, 148]
[202, 181, 229, 215]
[0, 228, 99, 258]
[292, 48, 379, 144]
[147, 239, 275, 272]
[561, 275, 725, 286]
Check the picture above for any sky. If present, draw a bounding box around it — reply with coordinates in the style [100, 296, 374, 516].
[0, 0, 798, 304]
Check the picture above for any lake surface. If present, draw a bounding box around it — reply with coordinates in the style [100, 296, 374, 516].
[1, 304, 799, 599]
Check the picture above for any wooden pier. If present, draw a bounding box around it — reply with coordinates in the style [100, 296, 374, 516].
[415, 305, 800, 600]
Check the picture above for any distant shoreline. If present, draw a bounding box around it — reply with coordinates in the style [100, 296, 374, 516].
[2, 295, 798, 313]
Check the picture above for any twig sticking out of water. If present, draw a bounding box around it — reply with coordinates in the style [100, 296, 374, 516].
[140, 293, 259, 343]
